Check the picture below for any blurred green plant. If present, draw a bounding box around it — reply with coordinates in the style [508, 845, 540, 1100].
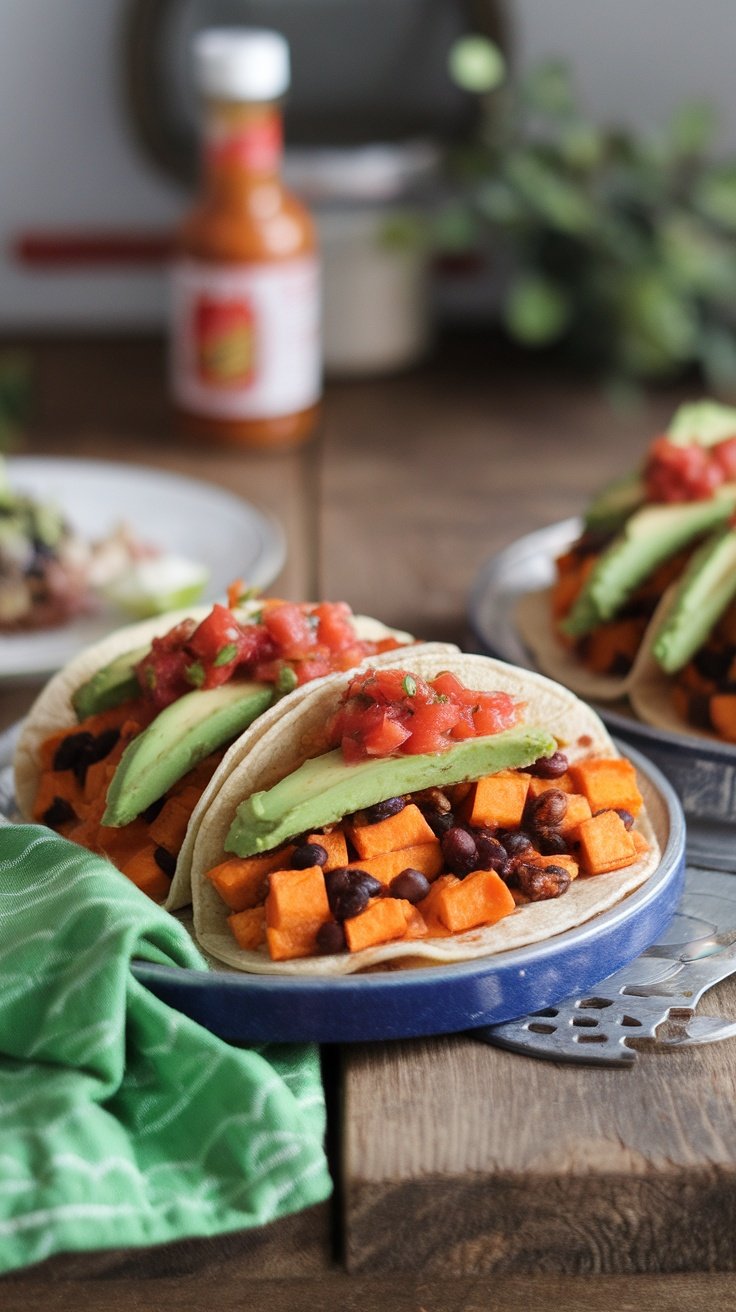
[445, 39, 736, 391]
[0, 355, 31, 452]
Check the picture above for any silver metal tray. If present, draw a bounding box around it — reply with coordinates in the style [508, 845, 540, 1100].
[468, 518, 736, 864]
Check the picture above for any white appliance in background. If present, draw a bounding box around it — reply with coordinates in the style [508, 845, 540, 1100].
[2, 0, 736, 348]
[0, 0, 502, 370]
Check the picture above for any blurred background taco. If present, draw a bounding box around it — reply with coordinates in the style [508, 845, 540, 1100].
[517, 401, 736, 703]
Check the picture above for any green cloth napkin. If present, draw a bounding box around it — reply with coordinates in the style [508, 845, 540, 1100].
[0, 824, 332, 1275]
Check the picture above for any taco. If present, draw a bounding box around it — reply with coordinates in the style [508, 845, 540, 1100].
[14, 593, 449, 910]
[517, 401, 736, 703]
[629, 522, 736, 743]
[189, 651, 661, 976]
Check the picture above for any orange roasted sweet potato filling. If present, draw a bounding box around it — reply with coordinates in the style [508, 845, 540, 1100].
[206, 751, 648, 963]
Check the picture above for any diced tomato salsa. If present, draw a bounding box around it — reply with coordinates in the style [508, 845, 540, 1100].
[327, 667, 523, 762]
[644, 434, 736, 503]
[137, 600, 404, 710]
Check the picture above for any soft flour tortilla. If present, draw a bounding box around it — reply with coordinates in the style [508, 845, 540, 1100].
[14, 602, 444, 911]
[190, 651, 661, 976]
[515, 588, 643, 703]
[627, 588, 727, 743]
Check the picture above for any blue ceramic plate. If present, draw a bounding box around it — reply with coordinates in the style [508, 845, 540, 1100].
[468, 519, 736, 867]
[0, 725, 685, 1045]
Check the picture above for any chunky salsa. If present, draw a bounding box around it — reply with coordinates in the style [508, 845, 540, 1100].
[137, 599, 404, 710]
[644, 434, 736, 504]
[327, 667, 523, 762]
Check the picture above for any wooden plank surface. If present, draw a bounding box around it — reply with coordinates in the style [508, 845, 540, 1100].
[3, 1271, 736, 1312]
[340, 1009, 736, 1275]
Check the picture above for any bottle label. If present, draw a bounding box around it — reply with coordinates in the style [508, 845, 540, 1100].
[170, 257, 321, 419]
[204, 113, 283, 173]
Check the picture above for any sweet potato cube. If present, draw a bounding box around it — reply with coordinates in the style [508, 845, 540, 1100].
[581, 618, 646, 676]
[265, 865, 330, 930]
[568, 757, 643, 818]
[632, 830, 650, 857]
[32, 769, 84, 825]
[349, 840, 443, 887]
[344, 897, 411, 953]
[463, 771, 530, 829]
[228, 905, 267, 951]
[576, 810, 638, 876]
[416, 873, 458, 932]
[148, 795, 196, 853]
[349, 804, 436, 859]
[558, 792, 593, 837]
[307, 829, 348, 870]
[434, 868, 515, 933]
[266, 923, 323, 961]
[530, 853, 579, 881]
[206, 846, 294, 912]
[264, 865, 331, 960]
[400, 903, 429, 939]
[709, 694, 736, 743]
[120, 849, 170, 903]
[527, 773, 575, 799]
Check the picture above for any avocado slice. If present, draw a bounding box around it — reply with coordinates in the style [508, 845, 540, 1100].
[652, 527, 736, 673]
[561, 486, 736, 638]
[581, 402, 736, 536]
[667, 400, 736, 448]
[584, 472, 645, 534]
[225, 724, 557, 858]
[72, 645, 151, 721]
[102, 680, 275, 827]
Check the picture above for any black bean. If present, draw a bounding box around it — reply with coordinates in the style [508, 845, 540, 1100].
[154, 847, 177, 878]
[363, 796, 406, 824]
[534, 828, 569, 856]
[528, 751, 569, 779]
[498, 830, 534, 858]
[42, 796, 76, 828]
[528, 789, 568, 828]
[515, 862, 571, 901]
[441, 826, 479, 877]
[325, 867, 382, 916]
[332, 884, 371, 921]
[292, 842, 328, 869]
[142, 796, 166, 824]
[53, 731, 96, 773]
[388, 869, 431, 903]
[53, 727, 121, 786]
[422, 808, 456, 838]
[474, 830, 510, 875]
[316, 921, 347, 955]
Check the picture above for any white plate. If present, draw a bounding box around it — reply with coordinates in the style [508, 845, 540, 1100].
[0, 457, 285, 683]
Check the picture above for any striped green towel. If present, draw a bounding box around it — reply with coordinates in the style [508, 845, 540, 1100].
[0, 824, 332, 1275]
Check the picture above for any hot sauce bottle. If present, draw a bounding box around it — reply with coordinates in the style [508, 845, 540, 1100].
[170, 28, 321, 448]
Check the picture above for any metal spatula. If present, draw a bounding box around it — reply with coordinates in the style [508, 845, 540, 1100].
[477, 866, 736, 1066]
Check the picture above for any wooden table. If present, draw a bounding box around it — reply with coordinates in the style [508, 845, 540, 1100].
[2, 335, 735, 1311]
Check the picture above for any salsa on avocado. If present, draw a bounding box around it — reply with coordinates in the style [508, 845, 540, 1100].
[327, 667, 523, 761]
[138, 599, 403, 710]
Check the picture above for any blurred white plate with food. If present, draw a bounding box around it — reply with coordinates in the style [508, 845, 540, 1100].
[0, 457, 285, 682]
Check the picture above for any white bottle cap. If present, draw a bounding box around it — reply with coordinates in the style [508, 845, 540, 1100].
[193, 28, 290, 102]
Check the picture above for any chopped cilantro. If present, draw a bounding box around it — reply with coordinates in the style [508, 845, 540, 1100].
[402, 675, 417, 696]
[276, 666, 299, 693]
[185, 661, 205, 688]
[214, 642, 238, 667]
